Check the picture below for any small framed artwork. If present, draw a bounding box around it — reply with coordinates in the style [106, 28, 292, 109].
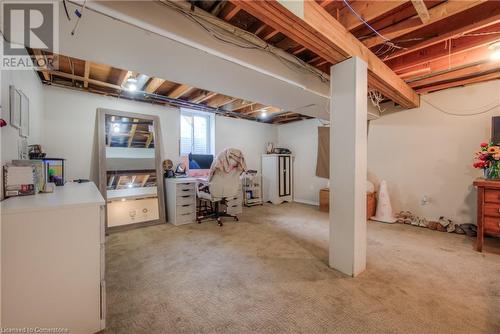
[9, 85, 21, 129]
[20, 91, 29, 138]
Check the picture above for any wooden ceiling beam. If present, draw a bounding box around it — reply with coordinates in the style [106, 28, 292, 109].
[127, 118, 139, 147]
[363, 0, 488, 48]
[167, 84, 194, 99]
[388, 24, 500, 73]
[223, 5, 241, 21]
[83, 61, 90, 88]
[206, 94, 237, 108]
[383, 9, 500, 61]
[409, 61, 500, 88]
[398, 46, 492, 80]
[416, 70, 500, 94]
[33, 49, 50, 81]
[411, 0, 430, 24]
[46, 70, 122, 90]
[339, 1, 408, 32]
[190, 91, 218, 104]
[230, 0, 419, 108]
[144, 77, 165, 94]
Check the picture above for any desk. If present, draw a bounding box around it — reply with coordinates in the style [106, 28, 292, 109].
[165, 178, 198, 225]
[165, 177, 243, 225]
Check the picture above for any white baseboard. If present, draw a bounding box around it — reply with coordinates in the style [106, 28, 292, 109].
[294, 198, 319, 206]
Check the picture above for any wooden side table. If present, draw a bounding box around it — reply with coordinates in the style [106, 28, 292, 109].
[473, 178, 500, 252]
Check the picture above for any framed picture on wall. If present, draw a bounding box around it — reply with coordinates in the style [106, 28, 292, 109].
[20, 91, 29, 138]
[9, 85, 21, 129]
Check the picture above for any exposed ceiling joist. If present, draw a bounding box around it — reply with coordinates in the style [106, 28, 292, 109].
[207, 94, 237, 108]
[144, 77, 165, 93]
[127, 118, 139, 147]
[383, 10, 500, 61]
[230, 0, 419, 108]
[340, 1, 408, 31]
[417, 70, 500, 93]
[223, 5, 241, 21]
[409, 61, 500, 88]
[389, 23, 500, 73]
[48, 70, 122, 90]
[190, 91, 218, 103]
[83, 61, 90, 88]
[411, 0, 430, 24]
[363, 0, 488, 48]
[167, 84, 193, 98]
[33, 49, 50, 81]
[399, 46, 492, 80]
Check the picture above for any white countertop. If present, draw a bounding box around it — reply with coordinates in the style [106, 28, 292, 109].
[107, 186, 157, 200]
[1, 182, 105, 215]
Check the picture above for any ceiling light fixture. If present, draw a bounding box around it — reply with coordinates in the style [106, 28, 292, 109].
[260, 110, 268, 119]
[489, 41, 500, 62]
[127, 183, 133, 188]
[125, 77, 138, 92]
[112, 123, 120, 133]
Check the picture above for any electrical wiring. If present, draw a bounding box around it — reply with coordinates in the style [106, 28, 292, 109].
[342, 0, 405, 53]
[158, 0, 329, 83]
[422, 97, 500, 117]
[71, 0, 87, 35]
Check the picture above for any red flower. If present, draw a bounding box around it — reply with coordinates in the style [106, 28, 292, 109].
[481, 142, 489, 148]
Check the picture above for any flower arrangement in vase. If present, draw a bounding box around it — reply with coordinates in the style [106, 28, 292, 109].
[473, 142, 500, 180]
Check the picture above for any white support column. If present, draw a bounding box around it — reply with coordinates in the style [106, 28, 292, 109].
[329, 57, 368, 277]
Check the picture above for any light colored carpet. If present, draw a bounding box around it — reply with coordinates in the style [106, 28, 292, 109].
[103, 202, 500, 334]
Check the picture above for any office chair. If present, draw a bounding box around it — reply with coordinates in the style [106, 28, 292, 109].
[196, 148, 246, 226]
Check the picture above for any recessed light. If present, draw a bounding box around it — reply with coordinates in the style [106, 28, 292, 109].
[488, 41, 500, 62]
[125, 77, 138, 92]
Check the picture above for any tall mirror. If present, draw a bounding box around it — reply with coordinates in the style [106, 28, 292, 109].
[97, 109, 165, 231]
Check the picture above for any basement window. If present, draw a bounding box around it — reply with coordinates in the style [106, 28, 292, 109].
[180, 109, 215, 156]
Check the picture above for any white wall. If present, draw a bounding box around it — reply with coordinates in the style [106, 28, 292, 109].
[277, 118, 328, 205]
[42, 86, 275, 180]
[1, 68, 44, 165]
[368, 80, 500, 224]
[215, 116, 276, 173]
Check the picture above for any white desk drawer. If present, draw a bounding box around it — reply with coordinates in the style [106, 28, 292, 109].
[177, 203, 195, 215]
[176, 212, 195, 225]
[176, 195, 195, 206]
[227, 204, 242, 215]
[177, 188, 195, 197]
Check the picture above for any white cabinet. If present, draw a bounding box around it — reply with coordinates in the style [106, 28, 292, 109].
[165, 178, 197, 225]
[262, 154, 293, 205]
[1, 182, 106, 333]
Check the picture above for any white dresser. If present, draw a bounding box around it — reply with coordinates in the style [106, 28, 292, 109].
[262, 154, 294, 205]
[1, 182, 106, 333]
[165, 178, 197, 225]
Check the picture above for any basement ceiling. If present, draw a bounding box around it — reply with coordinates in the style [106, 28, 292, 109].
[190, 0, 500, 95]
[28, 49, 312, 125]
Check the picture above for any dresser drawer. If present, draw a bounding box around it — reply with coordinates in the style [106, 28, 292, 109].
[175, 212, 195, 225]
[177, 203, 195, 215]
[484, 216, 500, 235]
[484, 204, 500, 217]
[177, 187, 195, 197]
[484, 189, 500, 204]
[176, 194, 196, 206]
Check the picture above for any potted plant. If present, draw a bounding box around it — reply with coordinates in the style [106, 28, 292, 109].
[473, 142, 500, 180]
